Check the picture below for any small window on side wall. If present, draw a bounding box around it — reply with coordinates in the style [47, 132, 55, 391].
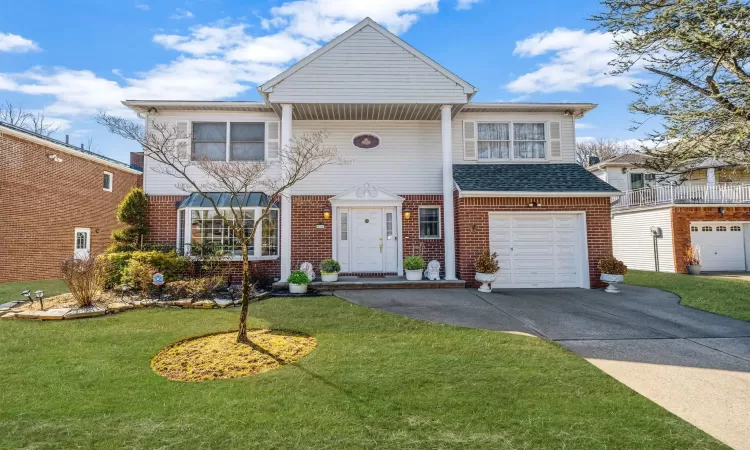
[419, 207, 440, 239]
[103, 172, 113, 192]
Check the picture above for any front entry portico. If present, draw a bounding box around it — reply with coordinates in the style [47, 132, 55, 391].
[330, 184, 404, 275]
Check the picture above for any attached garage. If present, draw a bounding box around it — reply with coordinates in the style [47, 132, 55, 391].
[690, 222, 748, 272]
[489, 213, 588, 288]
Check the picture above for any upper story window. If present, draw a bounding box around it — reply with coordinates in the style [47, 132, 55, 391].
[477, 122, 546, 161]
[103, 171, 113, 192]
[630, 173, 657, 190]
[192, 122, 265, 161]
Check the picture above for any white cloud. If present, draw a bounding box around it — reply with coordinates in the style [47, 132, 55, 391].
[0, 32, 40, 53]
[576, 136, 597, 143]
[154, 25, 249, 55]
[575, 122, 595, 129]
[506, 28, 642, 93]
[134, 2, 149, 11]
[456, 0, 481, 10]
[171, 8, 194, 20]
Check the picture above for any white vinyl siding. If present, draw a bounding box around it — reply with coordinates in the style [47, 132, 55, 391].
[612, 207, 675, 272]
[268, 26, 468, 104]
[290, 120, 442, 195]
[454, 112, 575, 164]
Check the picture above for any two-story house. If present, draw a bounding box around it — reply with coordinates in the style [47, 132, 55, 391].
[589, 154, 750, 273]
[124, 18, 619, 289]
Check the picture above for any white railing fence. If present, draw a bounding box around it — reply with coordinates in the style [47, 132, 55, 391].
[614, 183, 750, 209]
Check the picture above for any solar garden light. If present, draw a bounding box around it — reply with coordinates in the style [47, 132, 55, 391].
[35, 290, 45, 311]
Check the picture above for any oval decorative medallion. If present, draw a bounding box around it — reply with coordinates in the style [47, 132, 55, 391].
[353, 133, 380, 149]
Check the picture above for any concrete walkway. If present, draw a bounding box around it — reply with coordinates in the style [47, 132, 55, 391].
[337, 286, 750, 449]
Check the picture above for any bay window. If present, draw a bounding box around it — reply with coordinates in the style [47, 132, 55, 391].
[477, 122, 547, 161]
[177, 207, 279, 259]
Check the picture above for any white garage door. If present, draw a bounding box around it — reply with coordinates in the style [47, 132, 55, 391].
[690, 222, 747, 271]
[489, 213, 585, 288]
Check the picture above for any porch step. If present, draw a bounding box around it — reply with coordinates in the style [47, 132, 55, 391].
[272, 277, 465, 292]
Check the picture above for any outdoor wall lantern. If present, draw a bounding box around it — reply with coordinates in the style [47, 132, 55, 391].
[322, 207, 331, 220]
[718, 207, 725, 217]
[403, 208, 412, 220]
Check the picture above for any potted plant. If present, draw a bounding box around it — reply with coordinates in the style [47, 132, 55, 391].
[287, 270, 311, 294]
[475, 250, 499, 293]
[404, 256, 425, 281]
[685, 245, 702, 275]
[320, 259, 341, 282]
[598, 255, 628, 293]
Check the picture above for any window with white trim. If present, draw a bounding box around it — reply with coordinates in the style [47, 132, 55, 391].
[717, 226, 727, 232]
[731, 225, 742, 232]
[340, 213, 348, 241]
[179, 207, 279, 259]
[419, 207, 440, 239]
[192, 122, 266, 161]
[477, 122, 546, 160]
[702, 226, 713, 232]
[103, 171, 113, 192]
[690, 225, 699, 232]
[231, 123, 265, 161]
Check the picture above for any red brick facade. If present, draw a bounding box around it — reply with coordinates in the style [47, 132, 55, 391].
[0, 133, 142, 282]
[671, 206, 750, 273]
[454, 196, 612, 288]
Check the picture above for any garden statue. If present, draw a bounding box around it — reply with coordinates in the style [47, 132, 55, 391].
[424, 260, 441, 281]
[300, 262, 316, 281]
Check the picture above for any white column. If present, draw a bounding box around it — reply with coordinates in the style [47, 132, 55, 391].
[441, 105, 456, 280]
[707, 167, 716, 187]
[280, 104, 293, 280]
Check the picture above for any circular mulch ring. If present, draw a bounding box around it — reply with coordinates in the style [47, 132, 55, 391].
[151, 329, 316, 382]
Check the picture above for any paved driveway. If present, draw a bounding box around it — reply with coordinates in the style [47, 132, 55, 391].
[337, 286, 750, 449]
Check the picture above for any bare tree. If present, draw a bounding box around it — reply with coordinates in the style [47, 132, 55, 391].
[0, 101, 31, 127]
[576, 137, 632, 166]
[98, 113, 338, 344]
[29, 110, 61, 137]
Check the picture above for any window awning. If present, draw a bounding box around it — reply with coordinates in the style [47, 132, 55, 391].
[178, 192, 278, 209]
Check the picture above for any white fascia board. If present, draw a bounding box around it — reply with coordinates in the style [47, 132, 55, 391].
[459, 190, 622, 198]
[0, 125, 142, 174]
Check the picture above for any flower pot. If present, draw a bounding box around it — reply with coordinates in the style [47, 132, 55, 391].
[288, 283, 308, 294]
[405, 269, 423, 281]
[600, 273, 624, 294]
[475, 272, 496, 293]
[321, 273, 338, 282]
[686, 264, 702, 276]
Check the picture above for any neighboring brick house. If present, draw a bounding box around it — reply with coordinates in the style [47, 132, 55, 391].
[0, 122, 142, 282]
[124, 17, 620, 289]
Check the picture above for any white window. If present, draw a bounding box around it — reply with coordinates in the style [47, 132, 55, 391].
[691, 225, 699, 232]
[419, 207, 441, 239]
[731, 225, 742, 232]
[702, 226, 713, 232]
[193, 122, 266, 162]
[717, 226, 727, 232]
[477, 122, 546, 161]
[179, 207, 279, 259]
[103, 172, 113, 192]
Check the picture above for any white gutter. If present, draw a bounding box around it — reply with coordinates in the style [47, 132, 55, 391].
[0, 125, 142, 175]
[459, 190, 622, 198]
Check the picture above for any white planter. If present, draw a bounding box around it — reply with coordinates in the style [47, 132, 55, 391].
[288, 283, 308, 294]
[475, 272, 496, 293]
[321, 273, 338, 282]
[600, 273, 625, 294]
[405, 269, 423, 281]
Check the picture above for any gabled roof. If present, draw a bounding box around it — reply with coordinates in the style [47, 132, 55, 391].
[0, 121, 141, 174]
[258, 17, 477, 97]
[588, 153, 647, 170]
[453, 164, 621, 196]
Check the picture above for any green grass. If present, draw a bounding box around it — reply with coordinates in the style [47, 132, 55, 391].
[0, 279, 69, 303]
[626, 270, 750, 322]
[0, 296, 723, 449]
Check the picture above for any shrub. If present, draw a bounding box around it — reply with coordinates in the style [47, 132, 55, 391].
[166, 276, 224, 299]
[320, 259, 341, 274]
[475, 250, 500, 274]
[61, 256, 108, 307]
[123, 259, 158, 295]
[598, 255, 628, 275]
[288, 270, 310, 285]
[128, 250, 189, 282]
[113, 188, 149, 248]
[403, 256, 425, 271]
[101, 251, 133, 287]
[684, 245, 701, 266]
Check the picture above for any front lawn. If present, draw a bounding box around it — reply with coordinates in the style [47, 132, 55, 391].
[626, 270, 750, 322]
[0, 279, 69, 303]
[0, 296, 722, 449]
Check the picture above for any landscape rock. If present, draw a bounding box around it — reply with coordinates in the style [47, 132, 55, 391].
[191, 300, 216, 309]
[108, 303, 134, 313]
[15, 310, 41, 320]
[162, 298, 192, 307]
[1, 312, 17, 320]
[213, 299, 234, 308]
[36, 308, 72, 320]
[64, 306, 106, 319]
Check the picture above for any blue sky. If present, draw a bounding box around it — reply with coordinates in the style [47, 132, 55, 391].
[0, 0, 649, 163]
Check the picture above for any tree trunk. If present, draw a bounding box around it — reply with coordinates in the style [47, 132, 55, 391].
[236, 246, 251, 344]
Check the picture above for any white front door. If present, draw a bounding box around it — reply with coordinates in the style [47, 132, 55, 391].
[339, 208, 398, 273]
[691, 222, 747, 271]
[489, 213, 585, 288]
[74, 228, 91, 259]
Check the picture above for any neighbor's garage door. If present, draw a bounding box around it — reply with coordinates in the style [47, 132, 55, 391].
[489, 213, 585, 288]
[690, 222, 747, 271]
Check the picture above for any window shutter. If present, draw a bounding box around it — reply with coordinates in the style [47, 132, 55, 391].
[266, 121, 280, 160]
[170, 121, 190, 159]
[549, 121, 562, 161]
[463, 120, 477, 161]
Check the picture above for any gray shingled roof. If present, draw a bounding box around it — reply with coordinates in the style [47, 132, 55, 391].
[453, 164, 620, 193]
